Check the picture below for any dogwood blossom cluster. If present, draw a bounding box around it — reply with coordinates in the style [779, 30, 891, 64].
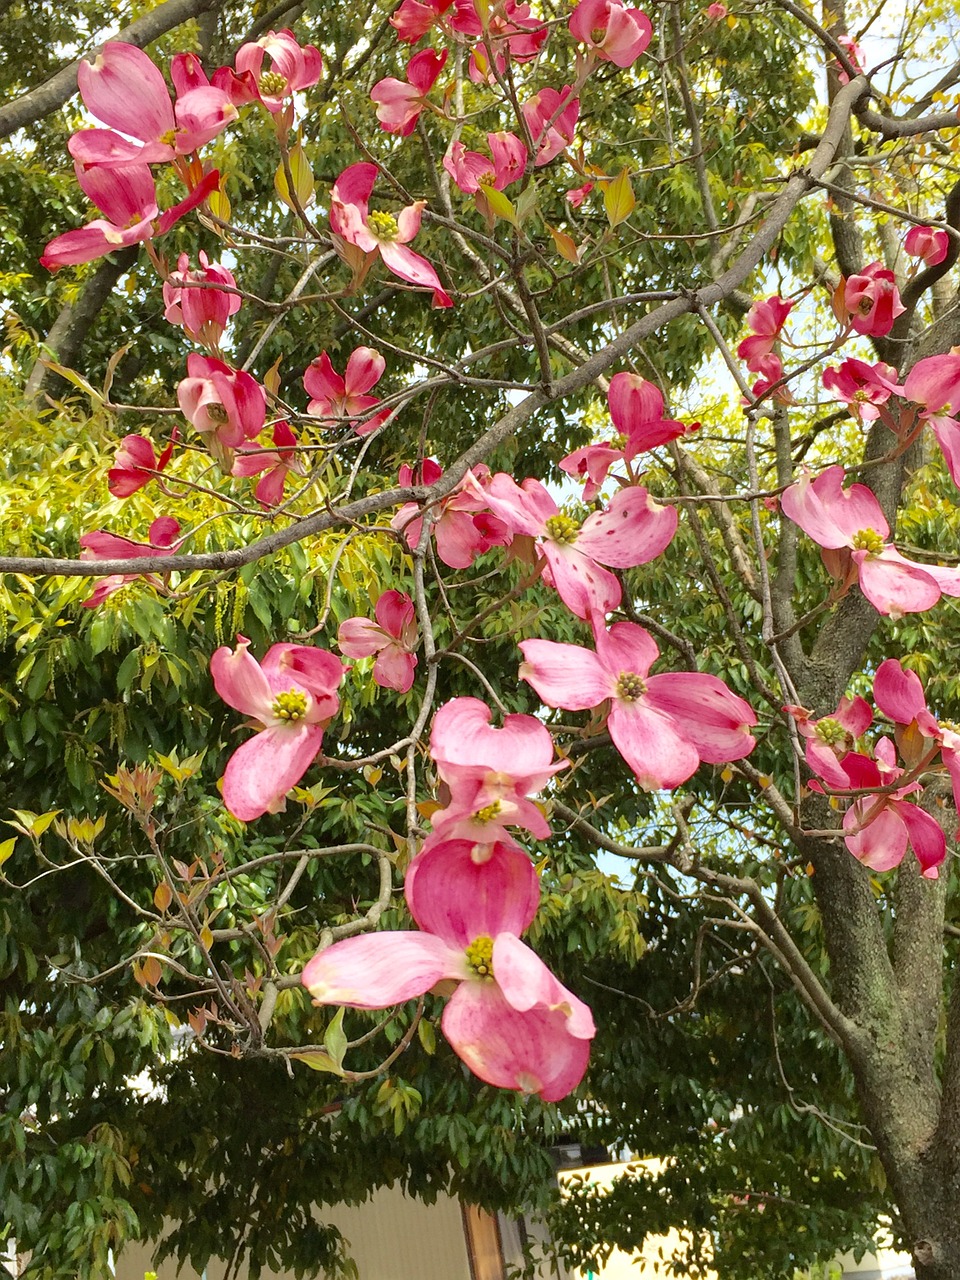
[39, 0, 960, 1111]
[787, 658, 958, 879]
[302, 698, 596, 1101]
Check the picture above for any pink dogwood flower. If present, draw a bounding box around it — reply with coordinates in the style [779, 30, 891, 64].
[443, 132, 527, 194]
[466, 0, 548, 82]
[41, 163, 219, 270]
[216, 29, 322, 114]
[177, 354, 266, 469]
[163, 251, 241, 346]
[780, 465, 960, 616]
[107, 430, 178, 498]
[835, 33, 865, 84]
[210, 636, 343, 821]
[302, 836, 595, 1100]
[822, 358, 900, 424]
[429, 697, 567, 845]
[737, 296, 793, 375]
[304, 347, 390, 435]
[390, 0, 456, 41]
[371, 48, 447, 135]
[392, 460, 512, 568]
[520, 620, 756, 790]
[522, 87, 579, 166]
[705, 3, 728, 18]
[873, 658, 960, 807]
[560, 373, 690, 500]
[833, 262, 906, 337]
[330, 162, 452, 308]
[904, 225, 950, 267]
[785, 693, 873, 790]
[338, 590, 420, 693]
[79, 516, 181, 607]
[67, 43, 237, 168]
[569, 0, 652, 67]
[841, 737, 945, 878]
[566, 181, 594, 208]
[232, 422, 303, 508]
[473, 473, 677, 619]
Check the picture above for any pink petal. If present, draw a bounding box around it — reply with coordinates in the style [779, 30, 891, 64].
[76, 161, 157, 223]
[261, 643, 344, 711]
[577, 485, 678, 568]
[593, 619, 658, 680]
[344, 346, 386, 395]
[332, 162, 378, 213]
[897, 802, 946, 878]
[843, 801, 907, 872]
[302, 931, 460, 1006]
[608, 699, 701, 789]
[873, 658, 930, 725]
[855, 550, 942, 616]
[69, 129, 172, 168]
[541, 542, 622, 619]
[518, 639, 611, 710]
[210, 637, 275, 719]
[222, 722, 325, 821]
[372, 646, 417, 692]
[431, 697, 558, 780]
[441, 981, 592, 1101]
[493, 933, 595, 1039]
[378, 241, 451, 307]
[338, 617, 387, 659]
[405, 838, 540, 945]
[78, 42, 175, 142]
[644, 672, 757, 763]
[374, 588, 415, 638]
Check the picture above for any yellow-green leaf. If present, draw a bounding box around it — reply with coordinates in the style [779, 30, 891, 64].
[603, 168, 635, 228]
[275, 144, 315, 212]
[417, 1017, 436, 1055]
[323, 1006, 348, 1069]
[290, 1049, 345, 1076]
[476, 185, 517, 226]
[0, 837, 17, 870]
[38, 361, 103, 405]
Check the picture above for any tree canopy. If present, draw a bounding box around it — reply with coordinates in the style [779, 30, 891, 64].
[3, 1, 960, 1278]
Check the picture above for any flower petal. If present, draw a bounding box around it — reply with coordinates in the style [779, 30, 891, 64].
[302, 931, 459, 1006]
[222, 723, 324, 821]
[405, 837, 540, 945]
[441, 980, 592, 1101]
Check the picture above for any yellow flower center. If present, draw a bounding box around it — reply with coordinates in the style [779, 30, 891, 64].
[206, 402, 229, 425]
[544, 513, 580, 544]
[258, 70, 288, 96]
[465, 935, 495, 979]
[272, 689, 308, 721]
[851, 528, 885, 553]
[615, 672, 646, 702]
[367, 210, 400, 242]
[814, 716, 846, 746]
[473, 800, 502, 824]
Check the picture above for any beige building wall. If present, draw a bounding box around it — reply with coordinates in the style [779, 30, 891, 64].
[115, 1186, 474, 1280]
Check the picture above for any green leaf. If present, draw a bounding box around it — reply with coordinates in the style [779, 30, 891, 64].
[290, 1049, 344, 1076]
[323, 1006, 348, 1069]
